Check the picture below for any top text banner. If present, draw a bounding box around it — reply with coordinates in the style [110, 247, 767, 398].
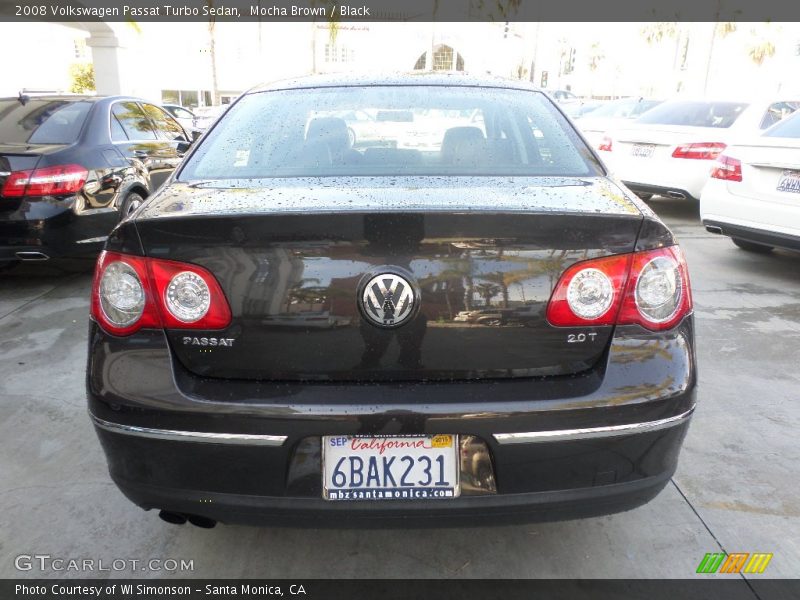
[2, 0, 800, 22]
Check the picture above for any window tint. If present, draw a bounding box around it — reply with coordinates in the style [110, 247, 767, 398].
[142, 103, 185, 140]
[111, 102, 157, 140]
[759, 101, 800, 130]
[0, 99, 91, 144]
[110, 114, 128, 141]
[763, 111, 800, 138]
[180, 86, 602, 180]
[636, 101, 748, 128]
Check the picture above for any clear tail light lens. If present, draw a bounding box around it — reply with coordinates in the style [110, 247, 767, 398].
[98, 261, 146, 327]
[710, 155, 743, 182]
[91, 251, 231, 335]
[547, 246, 692, 331]
[672, 142, 726, 160]
[1, 164, 88, 197]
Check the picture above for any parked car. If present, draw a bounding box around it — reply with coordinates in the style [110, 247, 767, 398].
[574, 96, 663, 147]
[0, 95, 191, 265]
[87, 73, 696, 528]
[599, 97, 800, 201]
[162, 103, 196, 132]
[701, 110, 800, 253]
[562, 99, 608, 119]
[550, 89, 579, 104]
[191, 105, 227, 133]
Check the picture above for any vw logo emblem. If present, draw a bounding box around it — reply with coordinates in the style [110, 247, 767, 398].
[360, 271, 417, 328]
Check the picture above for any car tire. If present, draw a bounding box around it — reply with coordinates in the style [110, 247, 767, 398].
[732, 238, 774, 254]
[120, 192, 145, 221]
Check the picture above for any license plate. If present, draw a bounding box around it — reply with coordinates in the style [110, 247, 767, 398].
[631, 143, 655, 158]
[322, 434, 460, 501]
[776, 170, 800, 194]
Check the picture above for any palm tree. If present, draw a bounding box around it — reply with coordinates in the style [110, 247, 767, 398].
[704, 22, 737, 94]
[475, 283, 501, 308]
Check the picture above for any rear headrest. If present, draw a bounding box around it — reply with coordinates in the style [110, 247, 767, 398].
[306, 117, 350, 150]
[441, 126, 486, 166]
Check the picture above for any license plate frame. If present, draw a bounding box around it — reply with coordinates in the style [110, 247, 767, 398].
[321, 434, 460, 501]
[631, 143, 656, 158]
[776, 170, 800, 194]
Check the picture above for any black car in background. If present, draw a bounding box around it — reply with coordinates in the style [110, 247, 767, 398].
[0, 95, 190, 264]
[87, 74, 696, 528]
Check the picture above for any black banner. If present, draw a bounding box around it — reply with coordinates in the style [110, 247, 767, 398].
[4, 580, 800, 600]
[3, 0, 800, 23]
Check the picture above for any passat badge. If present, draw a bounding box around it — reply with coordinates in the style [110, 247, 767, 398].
[361, 272, 417, 328]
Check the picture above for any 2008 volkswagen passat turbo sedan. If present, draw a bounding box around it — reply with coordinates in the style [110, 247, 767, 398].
[87, 74, 697, 527]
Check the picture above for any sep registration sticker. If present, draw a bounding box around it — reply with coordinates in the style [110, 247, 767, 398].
[322, 435, 460, 501]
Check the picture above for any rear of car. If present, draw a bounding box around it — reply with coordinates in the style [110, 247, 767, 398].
[574, 97, 662, 148]
[701, 112, 800, 252]
[602, 99, 800, 201]
[0, 96, 191, 264]
[86, 76, 696, 527]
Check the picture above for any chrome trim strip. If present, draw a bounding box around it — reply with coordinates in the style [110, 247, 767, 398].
[492, 407, 695, 445]
[0, 171, 11, 177]
[90, 414, 287, 446]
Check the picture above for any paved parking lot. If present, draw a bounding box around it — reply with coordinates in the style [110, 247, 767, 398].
[1, 198, 798, 581]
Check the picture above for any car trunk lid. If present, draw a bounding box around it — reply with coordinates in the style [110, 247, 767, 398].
[135, 177, 644, 382]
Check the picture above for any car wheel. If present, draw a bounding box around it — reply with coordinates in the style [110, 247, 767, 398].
[120, 192, 145, 220]
[479, 318, 503, 327]
[732, 238, 773, 254]
[635, 193, 653, 201]
[348, 127, 356, 147]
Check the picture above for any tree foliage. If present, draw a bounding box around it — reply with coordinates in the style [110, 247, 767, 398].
[69, 63, 95, 93]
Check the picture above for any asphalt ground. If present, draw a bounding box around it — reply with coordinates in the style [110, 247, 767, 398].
[0, 197, 798, 582]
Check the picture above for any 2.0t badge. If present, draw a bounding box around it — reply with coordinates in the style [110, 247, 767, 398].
[360, 271, 417, 328]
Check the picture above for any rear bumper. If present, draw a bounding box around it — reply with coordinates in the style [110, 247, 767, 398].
[0, 198, 105, 261]
[87, 318, 697, 526]
[703, 219, 800, 251]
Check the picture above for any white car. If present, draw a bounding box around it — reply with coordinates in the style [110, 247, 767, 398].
[162, 103, 196, 132]
[574, 97, 662, 148]
[700, 111, 800, 253]
[599, 98, 800, 201]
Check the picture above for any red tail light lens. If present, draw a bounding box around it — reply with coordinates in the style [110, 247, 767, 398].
[710, 155, 743, 182]
[598, 135, 613, 152]
[671, 142, 726, 160]
[91, 251, 232, 336]
[547, 246, 692, 331]
[1, 164, 88, 198]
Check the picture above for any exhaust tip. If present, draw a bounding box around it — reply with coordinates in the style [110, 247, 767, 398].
[158, 510, 187, 525]
[665, 191, 686, 200]
[15, 251, 49, 261]
[187, 515, 217, 529]
[705, 225, 723, 235]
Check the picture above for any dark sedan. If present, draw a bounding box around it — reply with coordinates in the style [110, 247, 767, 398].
[0, 94, 190, 264]
[87, 74, 696, 528]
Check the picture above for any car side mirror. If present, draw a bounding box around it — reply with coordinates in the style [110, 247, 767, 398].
[191, 129, 203, 142]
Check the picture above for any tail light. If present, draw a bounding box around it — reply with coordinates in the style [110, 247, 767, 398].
[671, 142, 726, 160]
[710, 155, 742, 182]
[1, 164, 88, 198]
[547, 246, 692, 331]
[598, 135, 613, 152]
[91, 251, 231, 336]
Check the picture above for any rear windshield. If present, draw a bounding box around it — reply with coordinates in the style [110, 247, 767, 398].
[0, 99, 92, 144]
[179, 86, 602, 179]
[636, 100, 748, 128]
[763, 110, 800, 138]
